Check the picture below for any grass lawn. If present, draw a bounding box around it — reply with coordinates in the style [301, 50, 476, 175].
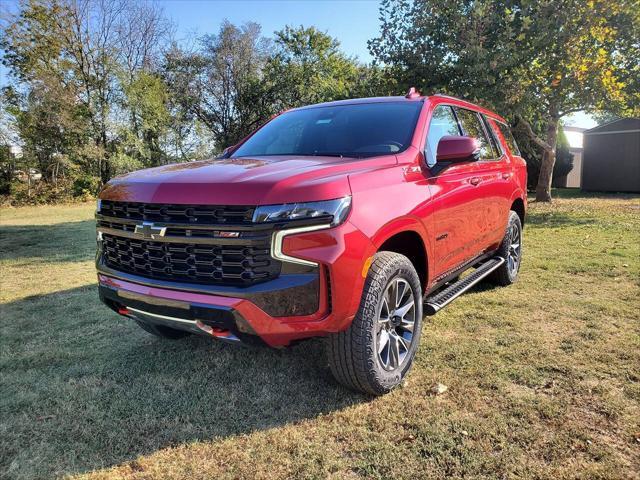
[1, 191, 639, 479]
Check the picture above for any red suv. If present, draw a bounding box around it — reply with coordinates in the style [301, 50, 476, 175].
[96, 90, 526, 395]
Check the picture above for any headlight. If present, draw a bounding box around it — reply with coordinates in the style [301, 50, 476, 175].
[253, 197, 351, 227]
[96, 199, 102, 213]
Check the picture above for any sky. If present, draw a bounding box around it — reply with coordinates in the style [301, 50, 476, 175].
[160, 0, 380, 63]
[1, 0, 596, 129]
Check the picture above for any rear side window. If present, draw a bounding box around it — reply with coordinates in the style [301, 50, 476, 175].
[454, 108, 495, 160]
[425, 105, 461, 165]
[481, 115, 503, 158]
[496, 122, 521, 156]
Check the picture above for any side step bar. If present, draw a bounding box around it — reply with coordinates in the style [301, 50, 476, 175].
[424, 257, 505, 315]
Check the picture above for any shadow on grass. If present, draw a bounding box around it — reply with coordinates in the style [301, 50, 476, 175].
[525, 211, 595, 228]
[534, 188, 640, 201]
[0, 285, 366, 478]
[0, 220, 96, 263]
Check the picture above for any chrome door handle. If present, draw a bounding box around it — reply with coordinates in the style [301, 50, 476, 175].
[470, 177, 481, 186]
[502, 172, 512, 180]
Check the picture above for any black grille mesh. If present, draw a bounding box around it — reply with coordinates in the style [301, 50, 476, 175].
[102, 234, 280, 286]
[100, 200, 255, 225]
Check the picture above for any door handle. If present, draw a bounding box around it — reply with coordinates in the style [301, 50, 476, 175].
[469, 177, 481, 186]
[502, 172, 512, 180]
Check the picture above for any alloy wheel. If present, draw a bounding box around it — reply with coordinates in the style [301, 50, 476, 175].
[507, 222, 521, 275]
[376, 277, 416, 371]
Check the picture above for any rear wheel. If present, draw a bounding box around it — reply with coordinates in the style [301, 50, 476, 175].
[327, 251, 423, 395]
[489, 210, 522, 286]
[134, 319, 191, 339]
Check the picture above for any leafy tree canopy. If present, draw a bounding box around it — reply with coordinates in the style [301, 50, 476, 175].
[370, 0, 640, 200]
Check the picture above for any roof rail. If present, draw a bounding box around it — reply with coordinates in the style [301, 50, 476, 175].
[432, 92, 492, 108]
[432, 93, 468, 102]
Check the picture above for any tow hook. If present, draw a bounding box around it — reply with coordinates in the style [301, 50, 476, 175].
[196, 320, 242, 343]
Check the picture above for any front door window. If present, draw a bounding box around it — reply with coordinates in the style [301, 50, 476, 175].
[425, 106, 461, 166]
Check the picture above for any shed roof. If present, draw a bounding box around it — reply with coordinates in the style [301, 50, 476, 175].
[584, 118, 640, 135]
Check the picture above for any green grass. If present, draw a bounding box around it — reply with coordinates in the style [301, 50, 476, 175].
[1, 192, 639, 479]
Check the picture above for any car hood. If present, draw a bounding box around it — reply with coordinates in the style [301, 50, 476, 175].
[99, 155, 395, 205]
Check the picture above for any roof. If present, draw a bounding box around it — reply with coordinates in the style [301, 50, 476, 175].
[584, 118, 640, 135]
[293, 95, 426, 111]
[292, 93, 506, 123]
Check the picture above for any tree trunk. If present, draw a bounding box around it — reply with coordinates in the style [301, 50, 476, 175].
[535, 117, 559, 202]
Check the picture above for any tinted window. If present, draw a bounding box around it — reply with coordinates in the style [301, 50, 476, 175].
[481, 115, 503, 159]
[496, 122, 521, 156]
[425, 105, 461, 165]
[454, 108, 494, 160]
[232, 102, 422, 158]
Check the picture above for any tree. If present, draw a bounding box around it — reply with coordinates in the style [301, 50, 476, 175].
[163, 21, 272, 150]
[1, 0, 172, 184]
[162, 24, 374, 151]
[115, 71, 171, 171]
[519, 124, 574, 190]
[264, 26, 360, 110]
[370, 0, 640, 201]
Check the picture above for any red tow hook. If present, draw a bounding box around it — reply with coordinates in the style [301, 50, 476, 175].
[118, 307, 130, 315]
[196, 320, 232, 338]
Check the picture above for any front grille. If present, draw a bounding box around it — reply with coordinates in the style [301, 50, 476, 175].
[96, 219, 267, 239]
[99, 200, 255, 225]
[102, 234, 280, 286]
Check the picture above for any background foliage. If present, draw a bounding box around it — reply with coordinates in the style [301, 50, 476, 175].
[1, 0, 638, 204]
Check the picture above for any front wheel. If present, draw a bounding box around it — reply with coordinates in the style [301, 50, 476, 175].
[327, 251, 423, 395]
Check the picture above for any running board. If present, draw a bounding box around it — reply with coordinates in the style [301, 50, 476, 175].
[424, 257, 505, 315]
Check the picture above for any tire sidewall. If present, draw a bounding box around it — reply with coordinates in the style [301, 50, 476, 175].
[363, 255, 423, 392]
[504, 212, 522, 282]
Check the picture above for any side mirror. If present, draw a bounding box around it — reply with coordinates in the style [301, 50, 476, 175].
[436, 136, 481, 163]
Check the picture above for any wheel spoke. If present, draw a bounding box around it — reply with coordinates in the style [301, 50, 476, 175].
[388, 333, 401, 369]
[395, 331, 410, 352]
[384, 282, 395, 312]
[399, 317, 414, 333]
[378, 329, 390, 355]
[395, 279, 407, 308]
[394, 297, 414, 318]
[379, 298, 390, 325]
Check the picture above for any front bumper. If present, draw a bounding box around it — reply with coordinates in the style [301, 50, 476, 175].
[97, 221, 375, 347]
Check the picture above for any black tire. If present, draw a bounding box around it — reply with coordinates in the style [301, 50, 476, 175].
[327, 251, 423, 395]
[134, 319, 191, 339]
[489, 210, 523, 286]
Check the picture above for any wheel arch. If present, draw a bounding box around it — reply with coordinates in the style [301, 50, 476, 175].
[510, 196, 526, 226]
[374, 227, 429, 292]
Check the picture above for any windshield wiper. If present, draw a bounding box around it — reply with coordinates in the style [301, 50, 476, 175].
[308, 152, 344, 158]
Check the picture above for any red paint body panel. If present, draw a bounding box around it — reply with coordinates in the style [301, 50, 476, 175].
[97, 94, 526, 346]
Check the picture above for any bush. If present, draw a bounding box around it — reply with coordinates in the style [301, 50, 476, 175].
[1, 179, 73, 206]
[72, 175, 101, 200]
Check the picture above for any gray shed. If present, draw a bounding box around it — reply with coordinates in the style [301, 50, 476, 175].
[582, 118, 640, 193]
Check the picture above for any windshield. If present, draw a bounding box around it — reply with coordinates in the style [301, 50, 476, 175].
[232, 101, 422, 158]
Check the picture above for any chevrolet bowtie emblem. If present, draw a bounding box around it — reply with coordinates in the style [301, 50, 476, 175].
[134, 222, 167, 239]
